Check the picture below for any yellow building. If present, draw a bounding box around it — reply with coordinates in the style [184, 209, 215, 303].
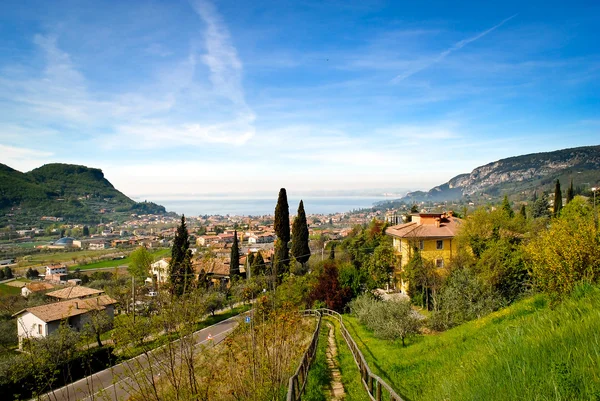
[385, 212, 463, 292]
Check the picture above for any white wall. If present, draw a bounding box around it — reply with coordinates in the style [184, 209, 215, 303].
[17, 312, 47, 349]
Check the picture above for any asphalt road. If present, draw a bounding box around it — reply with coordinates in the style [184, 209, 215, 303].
[39, 314, 243, 401]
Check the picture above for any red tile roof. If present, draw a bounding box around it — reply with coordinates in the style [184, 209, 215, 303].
[14, 295, 117, 323]
[386, 216, 463, 239]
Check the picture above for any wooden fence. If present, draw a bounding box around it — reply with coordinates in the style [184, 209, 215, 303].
[286, 308, 403, 401]
[318, 308, 403, 401]
[286, 310, 323, 401]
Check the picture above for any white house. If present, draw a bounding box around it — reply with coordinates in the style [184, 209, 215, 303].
[246, 233, 259, 244]
[13, 295, 117, 349]
[149, 258, 170, 285]
[45, 264, 67, 276]
[89, 241, 110, 250]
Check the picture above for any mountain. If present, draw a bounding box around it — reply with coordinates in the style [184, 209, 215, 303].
[400, 145, 600, 203]
[0, 163, 169, 226]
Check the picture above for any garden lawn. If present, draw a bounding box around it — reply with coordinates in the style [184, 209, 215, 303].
[343, 284, 600, 401]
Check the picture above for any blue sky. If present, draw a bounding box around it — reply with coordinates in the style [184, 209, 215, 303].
[0, 0, 598, 199]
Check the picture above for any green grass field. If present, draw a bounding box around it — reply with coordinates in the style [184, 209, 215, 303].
[0, 283, 22, 296]
[73, 248, 170, 271]
[17, 248, 119, 268]
[343, 285, 600, 401]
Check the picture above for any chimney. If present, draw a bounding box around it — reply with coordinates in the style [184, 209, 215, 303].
[75, 302, 79, 309]
[435, 218, 441, 228]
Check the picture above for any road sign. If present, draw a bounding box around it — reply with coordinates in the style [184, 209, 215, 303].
[245, 316, 251, 324]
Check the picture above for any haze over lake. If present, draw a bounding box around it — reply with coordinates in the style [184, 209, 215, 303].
[150, 196, 390, 216]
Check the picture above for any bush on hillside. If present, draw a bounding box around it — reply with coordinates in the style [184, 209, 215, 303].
[429, 267, 503, 331]
[350, 293, 421, 346]
[526, 196, 600, 297]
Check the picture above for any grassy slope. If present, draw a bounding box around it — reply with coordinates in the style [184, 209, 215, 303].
[344, 285, 600, 401]
[0, 283, 21, 296]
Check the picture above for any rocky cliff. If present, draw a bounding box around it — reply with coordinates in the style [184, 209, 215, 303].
[402, 145, 600, 202]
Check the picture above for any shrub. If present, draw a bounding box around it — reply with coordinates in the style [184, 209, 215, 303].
[526, 197, 600, 297]
[350, 293, 421, 346]
[429, 268, 503, 331]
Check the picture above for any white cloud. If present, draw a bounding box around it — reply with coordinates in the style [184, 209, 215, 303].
[391, 14, 518, 83]
[0, 0, 255, 150]
[106, 116, 255, 149]
[0, 144, 54, 171]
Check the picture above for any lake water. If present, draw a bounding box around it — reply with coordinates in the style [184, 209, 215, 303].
[153, 197, 389, 216]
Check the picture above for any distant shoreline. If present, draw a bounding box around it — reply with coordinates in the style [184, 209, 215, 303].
[149, 196, 391, 217]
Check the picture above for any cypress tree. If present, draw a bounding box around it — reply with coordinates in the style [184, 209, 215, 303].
[291, 200, 311, 269]
[169, 215, 193, 296]
[274, 188, 290, 243]
[501, 195, 514, 218]
[230, 230, 240, 279]
[329, 244, 336, 260]
[532, 192, 551, 218]
[554, 179, 563, 217]
[273, 240, 288, 281]
[83, 225, 89, 237]
[520, 204, 527, 219]
[273, 188, 290, 280]
[252, 251, 265, 276]
[566, 178, 574, 204]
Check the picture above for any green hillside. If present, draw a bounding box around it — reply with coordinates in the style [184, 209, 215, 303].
[345, 285, 600, 401]
[0, 163, 168, 226]
[27, 164, 130, 202]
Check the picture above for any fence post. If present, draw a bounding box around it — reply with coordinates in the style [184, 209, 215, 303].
[376, 381, 382, 401]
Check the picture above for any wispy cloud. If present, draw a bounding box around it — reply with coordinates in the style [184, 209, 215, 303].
[0, 144, 54, 171]
[190, 0, 255, 142]
[391, 14, 518, 83]
[1, 0, 255, 150]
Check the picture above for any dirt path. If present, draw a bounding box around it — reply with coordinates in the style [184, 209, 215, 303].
[326, 322, 345, 400]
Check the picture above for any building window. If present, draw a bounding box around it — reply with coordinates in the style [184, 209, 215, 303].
[436, 240, 444, 250]
[38, 324, 42, 335]
[419, 240, 424, 250]
[436, 258, 444, 268]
